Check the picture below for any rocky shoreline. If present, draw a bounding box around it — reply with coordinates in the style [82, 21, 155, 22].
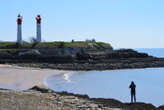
[12, 57, 164, 70]
[0, 48, 164, 70]
[0, 86, 163, 110]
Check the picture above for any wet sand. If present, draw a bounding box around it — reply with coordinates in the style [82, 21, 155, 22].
[0, 64, 70, 90]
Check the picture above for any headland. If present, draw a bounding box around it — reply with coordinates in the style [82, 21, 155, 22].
[0, 41, 164, 70]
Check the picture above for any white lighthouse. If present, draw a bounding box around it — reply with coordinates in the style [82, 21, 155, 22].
[36, 15, 41, 42]
[17, 14, 22, 44]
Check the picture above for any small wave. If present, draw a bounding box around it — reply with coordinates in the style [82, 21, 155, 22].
[64, 74, 71, 82]
[63, 72, 74, 82]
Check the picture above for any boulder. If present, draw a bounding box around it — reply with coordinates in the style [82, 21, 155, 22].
[18, 49, 41, 56]
[29, 85, 52, 93]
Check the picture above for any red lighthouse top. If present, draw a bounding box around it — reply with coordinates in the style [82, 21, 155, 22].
[17, 14, 22, 25]
[36, 15, 41, 24]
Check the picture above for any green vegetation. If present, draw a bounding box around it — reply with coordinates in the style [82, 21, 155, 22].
[0, 42, 30, 49]
[0, 41, 113, 50]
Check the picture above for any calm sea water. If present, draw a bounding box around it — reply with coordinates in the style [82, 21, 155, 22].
[134, 48, 164, 58]
[46, 48, 164, 106]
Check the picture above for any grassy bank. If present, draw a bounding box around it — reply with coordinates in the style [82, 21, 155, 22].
[0, 41, 112, 49]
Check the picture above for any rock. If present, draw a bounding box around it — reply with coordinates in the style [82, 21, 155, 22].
[19, 49, 41, 56]
[157, 105, 164, 110]
[88, 103, 98, 108]
[78, 104, 89, 108]
[88, 43, 94, 48]
[123, 102, 156, 110]
[107, 109, 122, 110]
[29, 85, 52, 93]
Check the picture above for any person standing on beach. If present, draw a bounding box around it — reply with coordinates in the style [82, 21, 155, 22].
[129, 81, 136, 103]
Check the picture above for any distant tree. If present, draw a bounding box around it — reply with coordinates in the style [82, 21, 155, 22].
[71, 39, 74, 43]
[58, 42, 64, 48]
[91, 38, 96, 42]
[85, 38, 96, 42]
[85, 39, 90, 42]
[29, 37, 38, 48]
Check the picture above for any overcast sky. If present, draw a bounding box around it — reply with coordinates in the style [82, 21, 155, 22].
[0, 0, 164, 48]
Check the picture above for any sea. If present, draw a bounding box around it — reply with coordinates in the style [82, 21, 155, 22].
[46, 48, 164, 106]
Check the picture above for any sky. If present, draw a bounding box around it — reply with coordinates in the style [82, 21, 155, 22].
[0, 0, 164, 48]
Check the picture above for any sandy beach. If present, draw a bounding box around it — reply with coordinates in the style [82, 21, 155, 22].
[0, 64, 70, 90]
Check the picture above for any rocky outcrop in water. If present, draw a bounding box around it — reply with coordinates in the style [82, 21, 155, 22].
[1, 48, 164, 70]
[0, 48, 149, 61]
[13, 57, 164, 70]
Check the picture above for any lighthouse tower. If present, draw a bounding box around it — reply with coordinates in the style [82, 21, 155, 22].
[17, 14, 22, 44]
[36, 15, 41, 42]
